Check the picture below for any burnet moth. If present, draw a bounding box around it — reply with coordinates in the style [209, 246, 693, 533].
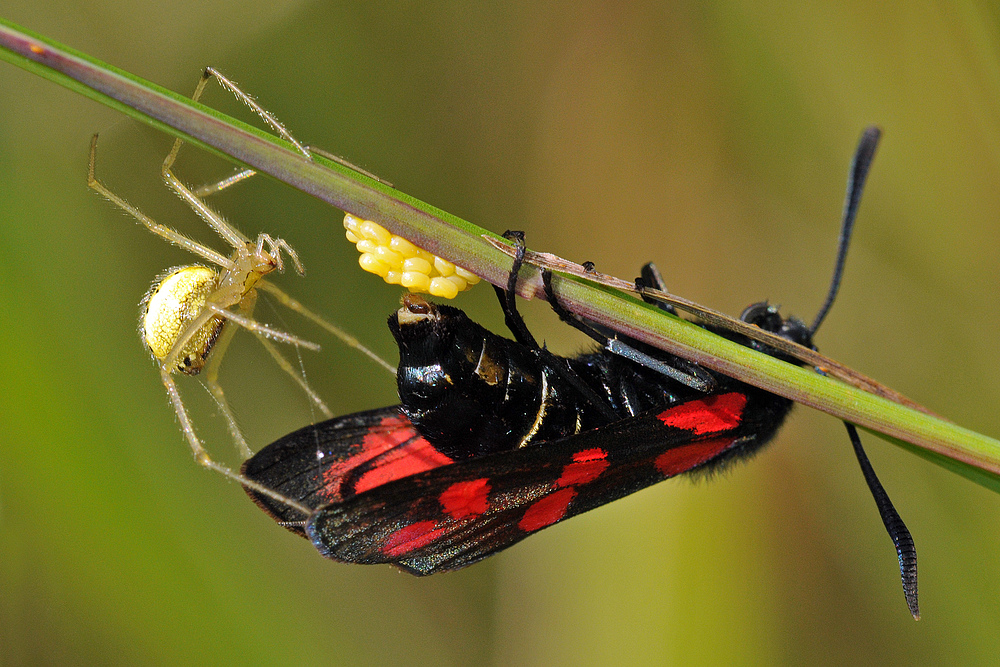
[242, 127, 919, 619]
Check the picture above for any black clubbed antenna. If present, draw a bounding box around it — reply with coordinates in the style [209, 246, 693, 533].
[846, 423, 920, 619]
[810, 126, 881, 336]
[808, 127, 919, 619]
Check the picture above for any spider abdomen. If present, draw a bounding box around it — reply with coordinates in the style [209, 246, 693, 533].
[140, 265, 225, 374]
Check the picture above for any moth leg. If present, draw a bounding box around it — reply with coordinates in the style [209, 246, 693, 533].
[492, 230, 619, 420]
[635, 262, 677, 315]
[541, 271, 716, 393]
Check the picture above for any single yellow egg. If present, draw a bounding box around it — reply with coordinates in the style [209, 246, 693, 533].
[433, 256, 456, 277]
[429, 276, 460, 299]
[401, 271, 432, 291]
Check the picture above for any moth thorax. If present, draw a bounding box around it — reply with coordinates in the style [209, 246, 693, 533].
[141, 265, 226, 375]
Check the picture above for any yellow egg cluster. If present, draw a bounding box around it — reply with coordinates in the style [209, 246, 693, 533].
[344, 213, 480, 299]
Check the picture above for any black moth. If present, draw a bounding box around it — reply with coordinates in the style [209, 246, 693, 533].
[242, 127, 919, 619]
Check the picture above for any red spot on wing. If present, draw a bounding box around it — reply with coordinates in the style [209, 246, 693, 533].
[382, 520, 449, 557]
[320, 414, 452, 502]
[556, 448, 610, 487]
[519, 487, 577, 532]
[353, 436, 453, 495]
[439, 479, 491, 519]
[657, 392, 747, 435]
[654, 436, 736, 476]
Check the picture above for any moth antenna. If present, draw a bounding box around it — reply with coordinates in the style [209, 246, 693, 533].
[844, 423, 919, 619]
[810, 126, 881, 335]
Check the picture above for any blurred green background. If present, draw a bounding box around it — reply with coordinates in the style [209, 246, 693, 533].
[3, 1, 1000, 664]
